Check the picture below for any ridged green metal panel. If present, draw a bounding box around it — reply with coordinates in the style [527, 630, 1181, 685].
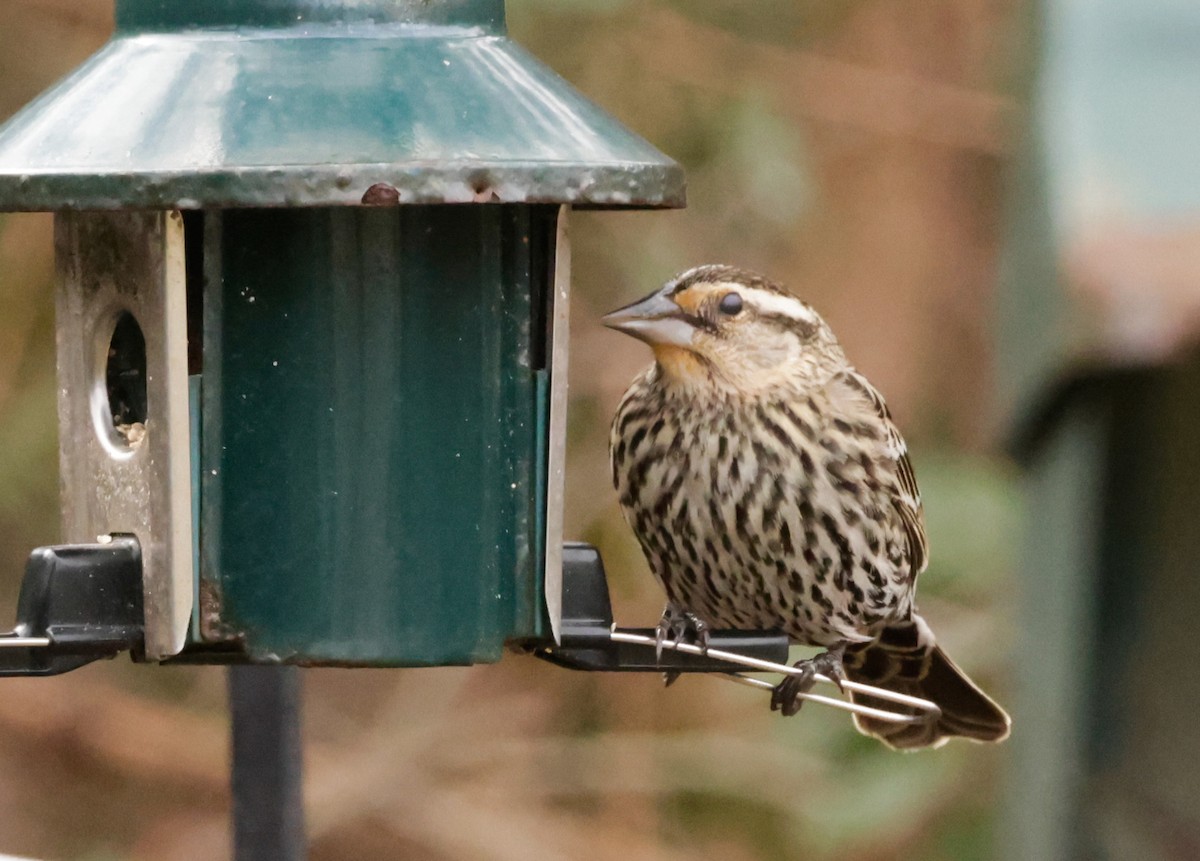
[199, 205, 553, 664]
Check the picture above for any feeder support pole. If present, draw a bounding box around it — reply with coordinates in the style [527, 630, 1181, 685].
[229, 665, 307, 861]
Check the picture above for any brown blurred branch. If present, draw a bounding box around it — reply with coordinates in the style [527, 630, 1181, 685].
[0, 675, 228, 790]
[631, 8, 1016, 155]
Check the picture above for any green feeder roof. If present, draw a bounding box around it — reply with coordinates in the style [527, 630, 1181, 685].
[0, 0, 685, 210]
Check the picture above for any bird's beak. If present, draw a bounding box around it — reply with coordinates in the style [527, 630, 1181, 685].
[601, 289, 697, 348]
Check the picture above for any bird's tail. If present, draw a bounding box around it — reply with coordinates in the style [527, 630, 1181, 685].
[842, 614, 1010, 750]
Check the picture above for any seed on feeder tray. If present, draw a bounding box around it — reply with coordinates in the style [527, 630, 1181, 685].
[118, 421, 146, 447]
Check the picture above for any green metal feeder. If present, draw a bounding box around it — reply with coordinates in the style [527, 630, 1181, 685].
[0, 0, 683, 670]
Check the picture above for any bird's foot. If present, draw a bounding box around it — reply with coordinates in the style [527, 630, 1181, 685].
[771, 644, 847, 717]
[654, 605, 711, 662]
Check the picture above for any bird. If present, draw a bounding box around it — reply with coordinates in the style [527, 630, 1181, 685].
[603, 264, 1010, 750]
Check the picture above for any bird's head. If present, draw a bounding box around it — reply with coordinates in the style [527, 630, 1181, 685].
[602, 265, 844, 392]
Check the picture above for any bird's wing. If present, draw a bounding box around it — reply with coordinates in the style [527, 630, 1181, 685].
[824, 369, 928, 577]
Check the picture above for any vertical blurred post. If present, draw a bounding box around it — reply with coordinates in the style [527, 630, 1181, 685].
[229, 666, 306, 861]
[998, 0, 1200, 856]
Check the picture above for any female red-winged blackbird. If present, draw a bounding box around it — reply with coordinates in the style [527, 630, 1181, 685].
[605, 265, 1010, 750]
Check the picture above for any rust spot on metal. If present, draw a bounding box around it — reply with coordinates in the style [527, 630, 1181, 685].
[472, 185, 500, 203]
[198, 577, 243, 643]
[468, 171, 500, 203]
[361, 182, 400, 205]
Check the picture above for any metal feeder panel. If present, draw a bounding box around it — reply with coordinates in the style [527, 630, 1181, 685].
[199, 205, 558, 665]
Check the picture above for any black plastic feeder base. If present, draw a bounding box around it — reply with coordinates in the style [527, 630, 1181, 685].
[0, 537, 144, 677]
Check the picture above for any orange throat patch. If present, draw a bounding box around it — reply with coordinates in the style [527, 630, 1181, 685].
[652, 344, 708, 384]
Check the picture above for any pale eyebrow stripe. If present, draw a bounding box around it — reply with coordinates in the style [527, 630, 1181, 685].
[749, 290, 816, 324]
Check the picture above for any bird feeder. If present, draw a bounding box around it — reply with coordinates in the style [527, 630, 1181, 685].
[0, 1, 948, 747]
[0, 0, 685, 671]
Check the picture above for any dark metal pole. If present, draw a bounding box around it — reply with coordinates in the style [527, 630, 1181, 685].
[228, 665, 307, 861]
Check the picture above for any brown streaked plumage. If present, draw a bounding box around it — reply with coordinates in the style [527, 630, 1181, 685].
[604, 264, 1009, 750]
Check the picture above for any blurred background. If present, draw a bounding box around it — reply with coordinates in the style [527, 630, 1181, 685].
[1, 1, 1197, 859]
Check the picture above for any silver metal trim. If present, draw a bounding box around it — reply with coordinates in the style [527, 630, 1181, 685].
[55, 211, 194, 659]
[543, 205, 571, 644]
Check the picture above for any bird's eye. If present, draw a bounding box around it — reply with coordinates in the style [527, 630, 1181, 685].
[718, 292, 743, 316]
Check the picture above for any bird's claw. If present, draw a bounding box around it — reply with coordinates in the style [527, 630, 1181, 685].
[654, 605, 711, 662]
[771, 645, 847, 717]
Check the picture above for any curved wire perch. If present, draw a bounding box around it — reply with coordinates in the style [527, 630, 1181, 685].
[609, 629, 942, 726]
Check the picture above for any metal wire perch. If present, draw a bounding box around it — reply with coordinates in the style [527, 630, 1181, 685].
[536, 544, 941, 729]
[610, 629, 941, 726]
